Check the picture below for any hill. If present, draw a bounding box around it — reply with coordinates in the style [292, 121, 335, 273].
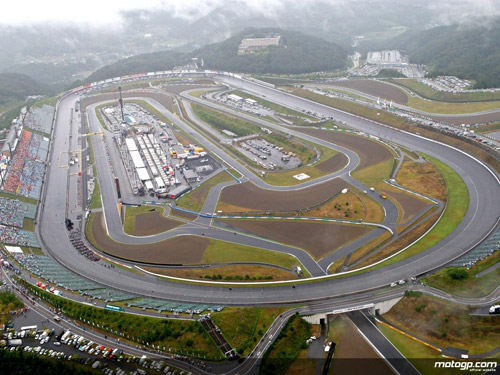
[194, 28, 347, 74]
[374, 19, 500, 88]
[0, 73, 53, 108]
[85, 28, 347, 82]
[0, 72, 55, 130]
[85, 51, 187, 83]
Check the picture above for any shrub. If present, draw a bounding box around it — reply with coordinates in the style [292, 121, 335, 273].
[446, 268, 468, 280]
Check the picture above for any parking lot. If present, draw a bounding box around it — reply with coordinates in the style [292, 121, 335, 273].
[235, 137, 301, 170]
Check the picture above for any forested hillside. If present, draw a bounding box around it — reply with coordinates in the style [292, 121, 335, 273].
[195, 28, 347, 74]
[380, 20, 500, 88]
[85, 51, 187, 83]
[85, 28, 347, 82]
[0, 73, 52, 107]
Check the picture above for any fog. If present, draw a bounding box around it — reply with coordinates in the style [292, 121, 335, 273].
[2, 0, 499, 28]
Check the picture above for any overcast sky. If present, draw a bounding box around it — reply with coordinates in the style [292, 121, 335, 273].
[1, 0, 499, 28]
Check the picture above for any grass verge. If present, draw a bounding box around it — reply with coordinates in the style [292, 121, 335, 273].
[143, 265, 298, 282]
[90, 166, 102, 210]
[378, 324, 443, 375]
[383, 293, 500, 355]
[202, 239, 303, 272]
[423, 250, 500, 297]
[23, 218, 35, 231]
[191, 103, 260, 136]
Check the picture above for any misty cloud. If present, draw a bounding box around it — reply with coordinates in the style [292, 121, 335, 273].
[2, 0, 500, 28]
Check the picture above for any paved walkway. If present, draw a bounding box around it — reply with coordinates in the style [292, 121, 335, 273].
[475, 262, 500, 278]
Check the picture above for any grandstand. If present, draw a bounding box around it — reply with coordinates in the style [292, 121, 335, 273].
[83, 289, 137, 302]
[2, 130, 49, 200]
[448, 228, 500, 268]
[0, 226, 39, 247]
[15, 255, 103, 290]
[0, 197, 36, 228]
[127, 298, 223, 314]
[24, 105, 55, 134]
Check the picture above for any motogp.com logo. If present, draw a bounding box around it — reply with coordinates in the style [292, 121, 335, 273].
[434, 360, 497, 372]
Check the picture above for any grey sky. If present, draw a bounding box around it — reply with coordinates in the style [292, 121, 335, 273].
[1, 0, 498, 28]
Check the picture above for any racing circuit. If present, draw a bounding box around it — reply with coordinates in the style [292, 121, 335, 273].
[34, 71, 500, 310]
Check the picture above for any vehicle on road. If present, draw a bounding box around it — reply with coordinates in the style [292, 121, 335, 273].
[489, 305, 500, 314]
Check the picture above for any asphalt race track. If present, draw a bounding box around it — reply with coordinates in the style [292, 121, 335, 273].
[36, 74, 500, 305]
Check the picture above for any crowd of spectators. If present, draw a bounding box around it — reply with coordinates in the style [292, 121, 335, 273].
[0, 197, 36, 228]
[18, 160, 45, 199]
[2, 130, 49, 200]
[0, 225, 39, 247]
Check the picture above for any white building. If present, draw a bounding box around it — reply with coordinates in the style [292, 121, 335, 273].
[238, 36, 281, 53]
[367, 50, 408, 65]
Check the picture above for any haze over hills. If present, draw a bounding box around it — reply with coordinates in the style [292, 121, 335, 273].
[1, 0, 498, 87]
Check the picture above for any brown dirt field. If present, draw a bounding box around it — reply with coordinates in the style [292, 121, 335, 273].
[297, 129, 393, 170]
[302, 191, 365, 221]
[143, 265, 298, 282]
[332, 79, 409, 104]
[133, 211, 183, 236]
[91, 212, 208, 264]
[331, 317, 395, 375]
[379, 187, 431, 223]
[221, 219, 372, 259]
[396, 161, 447, 201]
[219, 179, 347, 212]
[315, 152, 348, 173]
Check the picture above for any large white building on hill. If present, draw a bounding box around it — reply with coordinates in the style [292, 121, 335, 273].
[367, 50, 408, 65]
[238, 36, 281, 54]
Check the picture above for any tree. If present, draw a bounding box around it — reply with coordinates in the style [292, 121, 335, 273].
[446, 268, 468, 281]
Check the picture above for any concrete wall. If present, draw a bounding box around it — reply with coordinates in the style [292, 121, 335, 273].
[302, 313, 327, 325]
[371, 297, 402, 315]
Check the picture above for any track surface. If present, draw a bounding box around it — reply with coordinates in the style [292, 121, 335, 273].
[36, 75, 500, 305]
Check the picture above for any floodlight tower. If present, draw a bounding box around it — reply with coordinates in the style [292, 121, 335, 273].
[118, 86, 125, 123]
